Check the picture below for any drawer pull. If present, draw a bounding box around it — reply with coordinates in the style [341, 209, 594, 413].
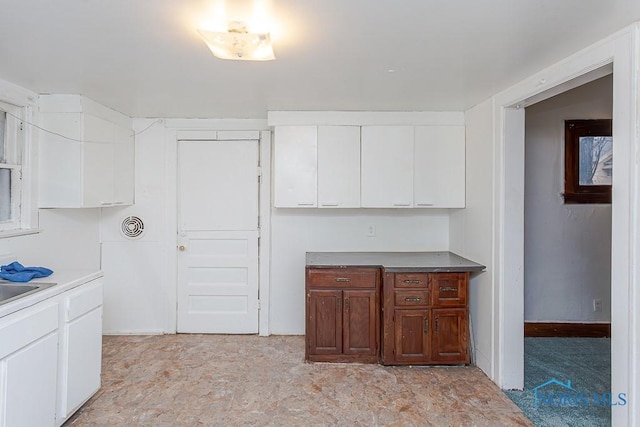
[335, 277, 351, 282]
[424, 318, 429, 333]
[440, 286, 458, 292]
[403, 279, 422, 284]
[404, 297, 422, 302]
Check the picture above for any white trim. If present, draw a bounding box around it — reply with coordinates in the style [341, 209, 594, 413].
[267, 111, 465, 126]
[489, 22, 639, 426]
[165, 118, 268, 130]
[0, 228, 41, 239]
[166, 123, 272, 335]
[258, 130, 271, 336]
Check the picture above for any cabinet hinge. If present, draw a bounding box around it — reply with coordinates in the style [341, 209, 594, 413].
[257, 166, 262, 181]
[257, 299, 260, 310]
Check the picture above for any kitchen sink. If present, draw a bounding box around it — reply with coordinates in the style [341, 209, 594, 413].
[0, 282, 57, 306]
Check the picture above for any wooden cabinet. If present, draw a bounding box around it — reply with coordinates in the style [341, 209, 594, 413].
[38, 95, 134, 208]
[382, 272, 470, 365]
[305, 267, 379, 362]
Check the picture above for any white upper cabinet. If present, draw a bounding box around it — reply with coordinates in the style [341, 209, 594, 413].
[38, 95, 134, 208]
[414, 126, 466, 208]
[317, 126, 360, 208]
[273, 126, 318, 207]
[361, 126, 414, 208]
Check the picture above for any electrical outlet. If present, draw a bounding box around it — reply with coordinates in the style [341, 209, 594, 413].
[367, 225, 376, 237]
[593, 299, 602, 312]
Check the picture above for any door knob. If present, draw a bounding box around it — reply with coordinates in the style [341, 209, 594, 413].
[178, 245, 186, 251]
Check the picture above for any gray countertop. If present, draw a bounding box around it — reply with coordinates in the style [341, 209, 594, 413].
[306, 251, 485, 273]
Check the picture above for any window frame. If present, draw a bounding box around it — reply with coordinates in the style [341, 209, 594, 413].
[0, 101, 24, 231]
[563, 119, 612, 204]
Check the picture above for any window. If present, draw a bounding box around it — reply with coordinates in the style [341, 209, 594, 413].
[0, 101, 23, 230]
[564, 119, 612, 204]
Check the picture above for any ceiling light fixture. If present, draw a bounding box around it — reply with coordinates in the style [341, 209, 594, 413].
[198, 21, 275, 61]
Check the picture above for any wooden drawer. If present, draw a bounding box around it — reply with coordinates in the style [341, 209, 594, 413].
[306, 268, 378, 289]
[430, 273, 468, 306]
[394, 290, 430, 306]
[394, 273, 428, 288]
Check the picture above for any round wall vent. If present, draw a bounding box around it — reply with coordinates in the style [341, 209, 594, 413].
[120, 216, 145, 239]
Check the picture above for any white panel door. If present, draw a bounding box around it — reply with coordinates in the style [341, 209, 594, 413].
[177, 139, 259, 333]
[414, 126, 466, 208]
[317, 125, 361, 208]
[361, 126, 414, 207]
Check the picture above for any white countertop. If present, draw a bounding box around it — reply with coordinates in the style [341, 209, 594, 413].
[0, 269, 103, 318]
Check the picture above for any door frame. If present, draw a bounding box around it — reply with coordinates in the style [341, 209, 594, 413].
[492, 24, 639, 426]
[163, 123, 272, 336]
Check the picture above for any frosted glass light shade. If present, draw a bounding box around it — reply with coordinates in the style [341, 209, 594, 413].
[198, 25, 275, 61]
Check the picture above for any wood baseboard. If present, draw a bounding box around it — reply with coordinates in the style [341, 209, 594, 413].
[524, 322, 610, 338]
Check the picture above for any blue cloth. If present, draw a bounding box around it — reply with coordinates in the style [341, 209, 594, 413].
[0, 261, 53, 282]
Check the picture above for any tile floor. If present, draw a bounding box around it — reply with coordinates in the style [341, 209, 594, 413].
[66, 335, 532, 426]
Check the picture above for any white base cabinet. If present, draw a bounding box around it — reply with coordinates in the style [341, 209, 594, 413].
[0, 278, 103, 427]
[56, 280, 103, 426]
[0, 302, 59, 427]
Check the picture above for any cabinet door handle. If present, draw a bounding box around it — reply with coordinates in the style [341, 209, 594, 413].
[424, 318, 429, 333]
[440, 286, 458, 292]
[403, 279, 422, 284]
[335, 277, 351, 282]
[404, 297, 421, 302]
[297, 202, 315, 206]
[435, 318, 439, 333]
[344, 298, 349, 312]
[393, 202, 411, 207]
[337, 298, 341, 312]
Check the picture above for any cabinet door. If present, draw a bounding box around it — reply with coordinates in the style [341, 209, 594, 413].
[113, 126, 135, 205]
[3, 333, 58, 427]
[273, 126, 318, 207]
[431, 308, 469, 363]
[343, 289, 377, 356]
[307, 289, 342, 355]
[83, 114, 116, 206]
[62, 307, 103, 419]
[414, 126, 465, 208]
[317, 126, 360, 208]
[361, 126, 414, 207]
[393, 309, 430, 363]
[431, 273, 468, 306]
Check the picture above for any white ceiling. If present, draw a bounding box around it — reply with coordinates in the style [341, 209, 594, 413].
[1, 0, 639, 118]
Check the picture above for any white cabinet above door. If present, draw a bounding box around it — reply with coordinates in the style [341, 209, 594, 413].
[414, 126, 465, 208]
[361, 126, 414, 208]
[273, 126, 317, 207]
[317, 126, 360, 208]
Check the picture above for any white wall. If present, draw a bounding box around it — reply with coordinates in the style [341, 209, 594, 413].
[524, 75, 612, 323]
[100, 119, 170, 334]
[271, 209, 450, 334]
[450, 98, 495, 376]
[1, 209, 101, 271]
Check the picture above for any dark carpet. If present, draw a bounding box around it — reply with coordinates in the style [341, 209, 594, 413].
[505, 337, 612, 427]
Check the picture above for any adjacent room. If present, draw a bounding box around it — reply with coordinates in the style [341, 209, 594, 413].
[1, 1, 639, 426]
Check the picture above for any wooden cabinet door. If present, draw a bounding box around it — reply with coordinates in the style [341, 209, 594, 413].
[307, 289, 342, 355]
[431, 308, 469, 364]
[393, 309, 430, 363]
[343, 289, 377, 356]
